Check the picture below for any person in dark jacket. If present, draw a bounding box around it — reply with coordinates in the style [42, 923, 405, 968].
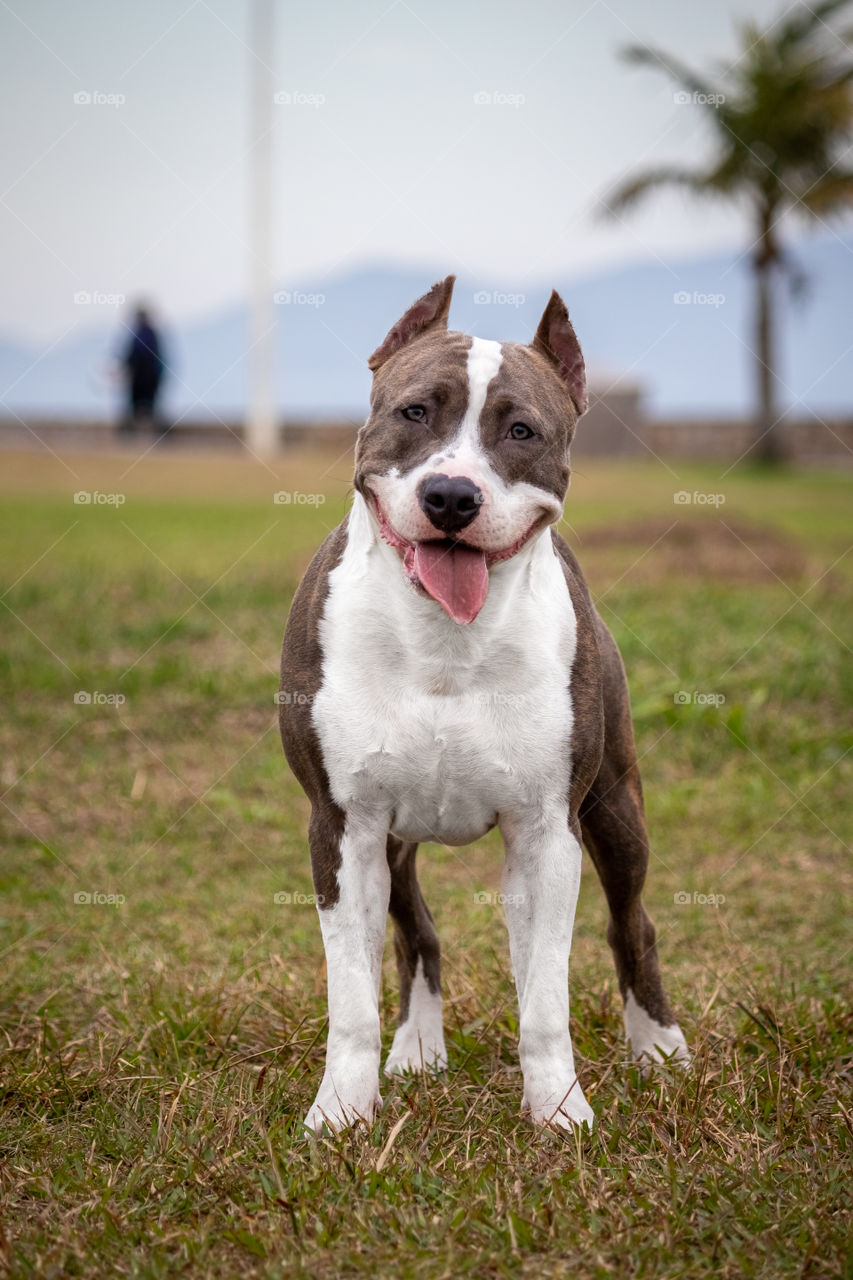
[119, 305, 167, 437]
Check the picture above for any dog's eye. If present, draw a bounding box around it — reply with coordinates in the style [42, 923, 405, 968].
[508, 422, 534, 440]
[402, 405, 427, 423]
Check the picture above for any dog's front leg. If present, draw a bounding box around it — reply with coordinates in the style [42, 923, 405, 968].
[500, 807, 594, 1130]
[304, 807, 391, 1133]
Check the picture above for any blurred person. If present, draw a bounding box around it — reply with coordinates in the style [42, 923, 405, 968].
[118, 304, 168, 439]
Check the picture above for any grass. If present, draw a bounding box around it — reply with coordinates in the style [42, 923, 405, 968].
[0, 444, 851, 1279]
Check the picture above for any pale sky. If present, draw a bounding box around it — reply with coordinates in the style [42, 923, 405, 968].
[1, 0, 797, 344]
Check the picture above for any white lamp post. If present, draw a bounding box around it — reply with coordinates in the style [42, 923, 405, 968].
[246, 0, 277, 455]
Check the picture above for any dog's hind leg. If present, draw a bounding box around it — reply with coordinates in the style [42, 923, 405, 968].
[580, 623, 689, 1067]
[384, 837, 447, 1075]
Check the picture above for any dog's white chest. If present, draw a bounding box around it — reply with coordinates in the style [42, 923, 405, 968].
[312, 498, 577, 845]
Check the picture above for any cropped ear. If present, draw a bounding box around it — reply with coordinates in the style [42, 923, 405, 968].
[368, 275, 456, 372]
[531, 291, 588, 415]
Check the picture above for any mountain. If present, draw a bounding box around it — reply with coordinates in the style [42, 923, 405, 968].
[2, 236, 851, 422]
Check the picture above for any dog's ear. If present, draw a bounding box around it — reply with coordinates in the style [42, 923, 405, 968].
[368, 276, 456, 372]
[531, 291, 588, 416]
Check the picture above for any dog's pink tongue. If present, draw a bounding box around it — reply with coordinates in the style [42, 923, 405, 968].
[414, 541, 489, 624]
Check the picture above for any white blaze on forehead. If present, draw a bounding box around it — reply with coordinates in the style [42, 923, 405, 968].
[455, 337, 503, 451]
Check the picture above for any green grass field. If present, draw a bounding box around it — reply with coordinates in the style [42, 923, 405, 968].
[1, 446, 851, 1279]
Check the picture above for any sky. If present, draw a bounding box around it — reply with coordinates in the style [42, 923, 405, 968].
[0, 0, 821, 345]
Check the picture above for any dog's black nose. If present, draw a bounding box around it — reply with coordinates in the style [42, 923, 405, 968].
[418, 474, 484, 535]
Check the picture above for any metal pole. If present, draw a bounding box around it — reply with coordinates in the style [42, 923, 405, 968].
[246, 0, 277, 455]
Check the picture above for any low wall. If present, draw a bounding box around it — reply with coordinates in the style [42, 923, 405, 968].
[644, 417, 853, 463]
[3, 410, 852, 463]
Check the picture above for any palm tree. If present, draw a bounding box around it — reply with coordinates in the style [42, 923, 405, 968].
[607, 0, 853, 462]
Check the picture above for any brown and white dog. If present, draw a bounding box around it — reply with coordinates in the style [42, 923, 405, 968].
[279, 276, 688, 1133]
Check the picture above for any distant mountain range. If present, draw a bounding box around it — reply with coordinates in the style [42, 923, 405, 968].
[2, 235, 851, 422]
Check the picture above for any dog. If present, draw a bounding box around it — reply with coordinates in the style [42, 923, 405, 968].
[279, 276, 688, 1133]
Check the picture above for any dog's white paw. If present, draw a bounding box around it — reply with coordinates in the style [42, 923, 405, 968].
[384, 1027, 447, 1076]
[522, 1066, 594, 1131]
[525, 1086, 594, 1131]
[384, 961, 447, 1076]
[624, 989, 690, 1067]
[303, 1071, 382, 1134]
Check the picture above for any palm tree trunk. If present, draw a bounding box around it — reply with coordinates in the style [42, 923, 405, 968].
[754, 208, 784, 463]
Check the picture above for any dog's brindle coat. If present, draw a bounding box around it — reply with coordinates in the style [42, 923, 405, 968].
[280, 277, 688, 1132]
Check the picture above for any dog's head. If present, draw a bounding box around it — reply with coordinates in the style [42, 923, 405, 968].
[354, 275, 587, 624]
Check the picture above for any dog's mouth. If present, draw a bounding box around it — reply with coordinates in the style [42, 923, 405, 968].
[368, 495, 543, 625]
